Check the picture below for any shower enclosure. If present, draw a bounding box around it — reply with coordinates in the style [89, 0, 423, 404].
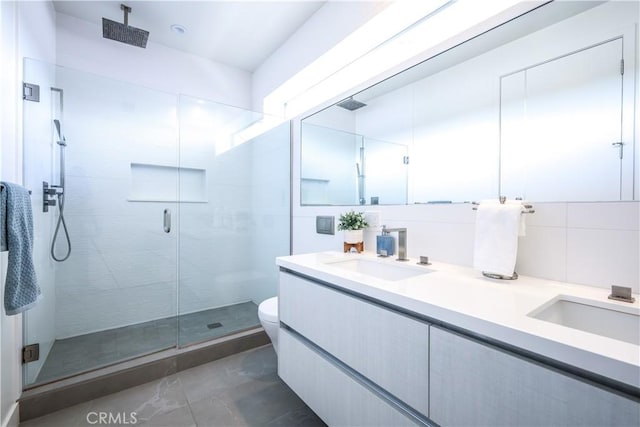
[21, 59, 290, 387]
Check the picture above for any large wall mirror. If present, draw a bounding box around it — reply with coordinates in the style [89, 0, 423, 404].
[300, 1, 638, 206]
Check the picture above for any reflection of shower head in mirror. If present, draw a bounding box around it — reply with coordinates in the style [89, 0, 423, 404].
[53, 119, 66, 146]
[337, 97, 367, 111]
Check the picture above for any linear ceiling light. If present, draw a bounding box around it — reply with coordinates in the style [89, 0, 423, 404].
[265, 0, 540, 119]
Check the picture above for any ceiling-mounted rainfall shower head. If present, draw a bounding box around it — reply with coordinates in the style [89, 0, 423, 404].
[102, 3, 149, 48]
[336, 97, 367, 111]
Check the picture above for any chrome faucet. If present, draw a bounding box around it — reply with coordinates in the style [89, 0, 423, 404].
[382, 226, 408, 261]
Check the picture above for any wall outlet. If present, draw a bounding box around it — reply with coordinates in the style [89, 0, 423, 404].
[364, 211, 381, 228]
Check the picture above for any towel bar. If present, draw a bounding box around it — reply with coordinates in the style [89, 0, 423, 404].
[471, 199, 534, 214]
[0, 184, 32, 195]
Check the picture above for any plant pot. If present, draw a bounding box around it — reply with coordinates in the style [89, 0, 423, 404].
[343, 229, 364, 244]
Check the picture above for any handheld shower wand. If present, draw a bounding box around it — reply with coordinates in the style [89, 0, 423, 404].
[50, 118, 71, 262]
[54, 119, 66, 189]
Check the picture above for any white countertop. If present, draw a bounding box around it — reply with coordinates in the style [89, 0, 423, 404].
[276, 251, 640, 390]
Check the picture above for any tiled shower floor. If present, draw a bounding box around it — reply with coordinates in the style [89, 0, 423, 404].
[35, 301, 259, 384]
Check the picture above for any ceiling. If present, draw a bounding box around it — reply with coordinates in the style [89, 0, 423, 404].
[53, 1, 327, 72]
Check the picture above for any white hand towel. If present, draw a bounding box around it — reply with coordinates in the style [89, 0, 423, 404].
[473, 200, 522, 277]
[506, 199, 526, 236]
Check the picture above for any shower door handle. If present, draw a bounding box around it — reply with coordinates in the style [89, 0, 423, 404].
[163, 209, 171, 233]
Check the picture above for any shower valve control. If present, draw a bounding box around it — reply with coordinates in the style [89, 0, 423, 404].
[42, 181, 59, 213]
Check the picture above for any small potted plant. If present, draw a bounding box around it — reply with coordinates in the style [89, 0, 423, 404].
[338, 210, 368, 251]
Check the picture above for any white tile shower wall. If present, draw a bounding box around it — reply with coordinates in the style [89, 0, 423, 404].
[247, 124, 291, 306]
[52, 67, 182, 338]
[178, 118, 255, 317]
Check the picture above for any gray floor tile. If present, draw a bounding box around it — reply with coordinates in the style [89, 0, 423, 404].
[189, 395, 250, 427]
[88, 374, 188, 424]
[18, 401, 92, 427]
[21, 345, 326, 427]
[238, 345, 279, 382]
[137, 405, 196, 427]
[266, 406, 327, 427]
[234, 381, 308, 425]
[179, 346, 278, 404]
[189, 373, 311, 426]
[36, 302, 259, 384]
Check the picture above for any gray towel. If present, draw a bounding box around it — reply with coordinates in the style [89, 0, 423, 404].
[1, 182, 41, 315]
[0, 186, 6, 252]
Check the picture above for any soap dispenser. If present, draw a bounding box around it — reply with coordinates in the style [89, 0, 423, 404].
[376, 225, 395, 257]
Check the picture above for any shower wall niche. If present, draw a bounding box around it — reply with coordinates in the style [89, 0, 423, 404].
[129, 163, 207, 203]
[22, 59, 290, 386]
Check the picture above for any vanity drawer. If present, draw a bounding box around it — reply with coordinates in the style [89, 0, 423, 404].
[279, 271, 429, 416]
[279, 328, 420, 427]
[429, 326, 640, 426]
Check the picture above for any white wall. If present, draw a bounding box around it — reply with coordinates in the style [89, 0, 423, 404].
[56, 13, 252, 109]
[0, 0, 57, 423]
[0, 4, 22, 424]
[292, 2, 640, 293]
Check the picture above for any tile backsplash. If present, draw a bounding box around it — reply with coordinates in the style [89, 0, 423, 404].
[292, 201, 640, 293]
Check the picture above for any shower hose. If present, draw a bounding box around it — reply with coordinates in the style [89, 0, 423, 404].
[51, 192, 71, 262]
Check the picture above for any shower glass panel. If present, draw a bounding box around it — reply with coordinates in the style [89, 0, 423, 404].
[364, 138, 408, 205]
[300, 123, 408, 205]
[301, 123, 364, 205]
[177, 96, 290, 347]
[22, 59, 179, 387]
[21, 60, 291, 388]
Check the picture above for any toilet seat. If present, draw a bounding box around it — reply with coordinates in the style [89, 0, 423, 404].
[258, 297, 278, 323]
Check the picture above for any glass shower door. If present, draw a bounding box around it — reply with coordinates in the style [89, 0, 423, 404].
[177, 95, 291, 347]
[22, 59, 179, 387]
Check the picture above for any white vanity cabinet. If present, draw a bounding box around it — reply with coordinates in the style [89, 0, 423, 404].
[278, 271, 430, 425]
[429, 326, 640, 427]
[279, 329, 419, 426]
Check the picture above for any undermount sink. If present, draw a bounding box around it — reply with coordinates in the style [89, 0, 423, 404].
[528, 296, 640, 345]
[324, 258, 432, 281]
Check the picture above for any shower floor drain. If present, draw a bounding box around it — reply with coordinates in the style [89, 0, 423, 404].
[207, 322, 223, 330]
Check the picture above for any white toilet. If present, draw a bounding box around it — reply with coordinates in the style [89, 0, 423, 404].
[258, 296, 279, 354]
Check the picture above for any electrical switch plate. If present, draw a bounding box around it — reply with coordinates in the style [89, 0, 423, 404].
[316, 216, 335, 235]
[364, 211, 381, 228]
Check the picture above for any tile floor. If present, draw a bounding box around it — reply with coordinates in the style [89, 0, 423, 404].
[21, 345, 326, 427]
[36, 302, 260, 384]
